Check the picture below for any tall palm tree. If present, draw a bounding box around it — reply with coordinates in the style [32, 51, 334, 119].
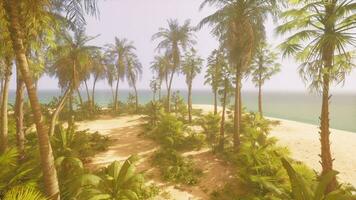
[249, 42, 281, 117]
[2, 0, 98, 198]
[106, 38, 136, 112]
[150, 54, 171, 100]
[181, 48, 203, 123]
[218, 57, 233, 151]
[152, 19, 196, 112]
[277, 0, 356, 192]
[205, 49, 224, 115]
[126, 53, 142, 112]
[48, 29, 99, 136]
[91, 50, 106, 109]
[199, 0, 279, 151]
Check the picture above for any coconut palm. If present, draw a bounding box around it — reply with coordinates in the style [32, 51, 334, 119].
[276, 0, 356, 192]
[106, 38, 136, 112]
[91, 50, 107, 109]
[2, 0, 98, 198]
[205, 49, 224, 115]
[152, 19, 196, 112]
[48, 29, 99, 136]
[126, 53, 142, 112]
[181, 48, 203, 123]
[150, 54, 171, 100]
[249, 42, 281, 117]
[199, 0, 279, 151]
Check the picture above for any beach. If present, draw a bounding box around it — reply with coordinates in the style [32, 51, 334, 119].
[193, 104, 356, 187]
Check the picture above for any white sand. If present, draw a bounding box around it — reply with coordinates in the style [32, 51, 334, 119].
[193, 104, 356, 187]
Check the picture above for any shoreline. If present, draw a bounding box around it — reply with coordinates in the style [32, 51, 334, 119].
[193, 104, 356, 187]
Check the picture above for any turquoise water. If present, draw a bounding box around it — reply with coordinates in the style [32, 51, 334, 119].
[8, 89, 356, 133]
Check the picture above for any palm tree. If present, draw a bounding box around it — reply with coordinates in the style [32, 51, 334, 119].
[218, 58, 233, 151]
[249, 42, 281, 117]
[181, 48, 203, 123]
[48, 29, 98, 136]
[2, 0, 98, 198]
[277, 0, 356, 192]
[152, 19, 196, 112]
[91, 50, 106, 109]
[106, 37, 136, 112]
[199, 0, 279, 151]
[150, 54, 171, 100]
[205, 49, 224, 115]
[126, 53, 142, 112]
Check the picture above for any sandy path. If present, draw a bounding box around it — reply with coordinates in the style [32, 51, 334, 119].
[77, 115, 232, 200]
[193, 104, 356, 187]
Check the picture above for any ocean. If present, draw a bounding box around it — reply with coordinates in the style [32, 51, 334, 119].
[8, 89, 356, 133]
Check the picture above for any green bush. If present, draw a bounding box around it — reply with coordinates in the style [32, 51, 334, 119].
[197, 112, 220, 148]
[152, 148, 202, 185]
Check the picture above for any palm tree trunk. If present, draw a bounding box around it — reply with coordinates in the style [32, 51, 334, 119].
[4, 1, 60, 199]
[320, 72, 337, 192]
[188, 82, 193, 123]
[167, 72, 174, 113]
[233, 71, 241, 151]
[76, 88, 83, 106]
[0, 58, 12, 153]
[67, 92, 74, 134]
[114, 79, 119, 112]
[133, 85, 138, 113]
[84, 79, 91, 104]
[49, 87, 71, 137]
[219, 83, 227, 151]
[213, 89, 218, 115]
[258, 82, 263, 117]
[92, 76, 98, 111]
[15, 72, 25, 160]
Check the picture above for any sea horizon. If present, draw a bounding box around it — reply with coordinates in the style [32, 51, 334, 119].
[7, 89, 356, 133]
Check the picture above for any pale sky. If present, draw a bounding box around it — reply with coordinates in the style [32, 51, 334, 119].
[10, 0, 356, 93]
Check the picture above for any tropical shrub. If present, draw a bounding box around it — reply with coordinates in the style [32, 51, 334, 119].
[282, 158, 356, 200]
[81, 156, 159, 200]
[3, 186, 47, 200]
[152, 148, 202, 185]
[197, 113, 220, 148]
[0, 149, 40, 198]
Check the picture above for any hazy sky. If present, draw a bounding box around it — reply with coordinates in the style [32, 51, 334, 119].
[10, 0, 356, 93]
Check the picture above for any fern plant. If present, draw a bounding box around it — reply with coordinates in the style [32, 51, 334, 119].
[281, 158, 356, 200]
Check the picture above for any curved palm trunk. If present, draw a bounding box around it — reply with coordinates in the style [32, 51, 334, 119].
[0, 58, 12, 153]
[233, 70, 242, 151]
[49, 87, 71, 137]
[133, 84, 139, 113]
[76, 88, 83, 106]
[187, 82, 193, 123]
[4, 1, 60, 199]
[15, 72, 25, 160]
[67, 92, 75, 134]
[84, 79, 91, 104]
[92, 76, 98, 110]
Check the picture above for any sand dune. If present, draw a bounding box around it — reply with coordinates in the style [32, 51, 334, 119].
[193, 104, 356, 187]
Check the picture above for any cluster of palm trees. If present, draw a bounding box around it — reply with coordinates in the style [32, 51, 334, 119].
[200, 0, 356, 194]
[0, 0, 143, 199]
[151, 19, 203, 122]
